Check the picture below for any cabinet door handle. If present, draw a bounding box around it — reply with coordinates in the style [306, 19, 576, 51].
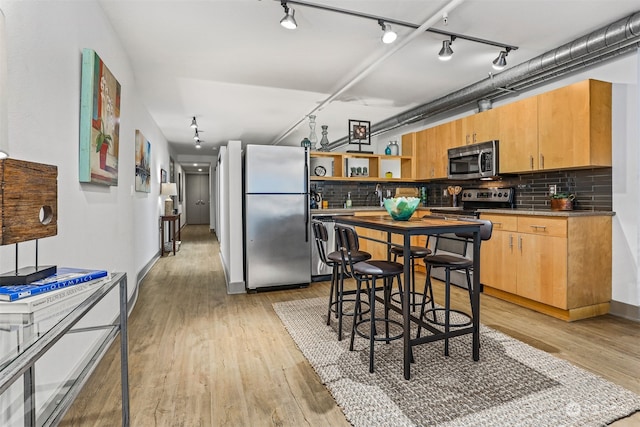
[530, 225, 547, 230]
[530, 155, 534, 169]
[493, 222, 502, 228]
[540, 154, 544, 169]
[518, 236, 522, 251]
[509, 234, 513, 249]
[473, 132, 477, 143]
[465, 134, 470, 145]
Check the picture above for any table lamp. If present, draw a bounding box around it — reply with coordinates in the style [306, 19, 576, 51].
[161, 182, 177, 215]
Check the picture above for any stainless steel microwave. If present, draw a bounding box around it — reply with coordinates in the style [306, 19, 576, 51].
[448, 140, 499, 180]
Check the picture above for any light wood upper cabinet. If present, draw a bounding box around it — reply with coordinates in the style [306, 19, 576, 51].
[496, 96, 539, 173]
[427, 120, 461, 179]
[537, 79, 612, 170]
[460, 108, 499, 146]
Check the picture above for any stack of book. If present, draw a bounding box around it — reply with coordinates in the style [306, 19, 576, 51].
[0, 267, 109, 315]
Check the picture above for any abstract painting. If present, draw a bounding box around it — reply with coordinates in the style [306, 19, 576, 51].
[79, 48, 121, 185]
[135, 130, 151, 193]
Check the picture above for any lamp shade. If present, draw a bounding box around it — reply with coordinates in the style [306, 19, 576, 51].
[161, 182, 178, 197]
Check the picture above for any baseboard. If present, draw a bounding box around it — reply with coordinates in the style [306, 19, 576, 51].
[609, 300, 640, 322]
[219, 252, 246, 294]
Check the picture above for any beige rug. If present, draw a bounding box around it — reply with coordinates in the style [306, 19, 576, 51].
[273, 297, 640, 427]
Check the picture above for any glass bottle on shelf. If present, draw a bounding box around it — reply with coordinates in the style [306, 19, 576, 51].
[385, 144, 392, 155]
[389, 140, 399, 156]
[308, 115, 318, 150]
[319, 125, 330, 151]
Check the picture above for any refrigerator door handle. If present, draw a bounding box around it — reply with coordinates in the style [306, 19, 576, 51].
[304, 148, 309, 242]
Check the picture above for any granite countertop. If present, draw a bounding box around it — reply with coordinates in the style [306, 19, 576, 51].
[476, 208, 616, 217]
[311, 206, 615, 217]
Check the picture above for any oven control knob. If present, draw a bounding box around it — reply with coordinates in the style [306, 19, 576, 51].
[498, 192, 503, 197]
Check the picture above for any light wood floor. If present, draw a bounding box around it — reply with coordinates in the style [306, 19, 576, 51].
[61, 225, 640, 426]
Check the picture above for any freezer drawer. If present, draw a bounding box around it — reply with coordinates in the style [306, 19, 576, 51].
[245, 194, 311, 289]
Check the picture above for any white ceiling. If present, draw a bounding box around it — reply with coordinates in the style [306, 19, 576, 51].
[98, 0, 640, 173]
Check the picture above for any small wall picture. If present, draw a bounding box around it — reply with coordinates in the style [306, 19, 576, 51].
[134, 130, 151, 193]
[79, 48, 121, 185]
[170, 157, 175, 182]
[178, 172, 183, 202]
[161, 168, 167, 184]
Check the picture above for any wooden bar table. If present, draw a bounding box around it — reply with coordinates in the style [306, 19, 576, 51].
[334, 214, 481, 380]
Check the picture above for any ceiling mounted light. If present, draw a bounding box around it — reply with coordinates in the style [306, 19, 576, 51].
[379, 20, 397, 44]
[492, 48, 510, 70]
[280, 1, 297, 30]
[438, 37, 455, 61]
[193, 129, 200, 141]
[190, 116, 198, 129]
[195, 141, 201, 149]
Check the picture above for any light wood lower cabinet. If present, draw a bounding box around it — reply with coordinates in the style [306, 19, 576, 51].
[480, 213, 611, 321]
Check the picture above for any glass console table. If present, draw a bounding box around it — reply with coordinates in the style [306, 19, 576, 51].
[0, 272, 129, 426]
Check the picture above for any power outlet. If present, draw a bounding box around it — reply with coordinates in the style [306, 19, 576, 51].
[549, 185, 557, 196]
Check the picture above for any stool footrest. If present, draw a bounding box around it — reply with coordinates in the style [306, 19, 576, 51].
[353, 318, 404, 342]
[422, 308, 473, 328]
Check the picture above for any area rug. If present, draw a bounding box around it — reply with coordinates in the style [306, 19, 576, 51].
[273, 297, 640, 427]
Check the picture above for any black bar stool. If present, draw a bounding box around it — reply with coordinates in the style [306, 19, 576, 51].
[417, 219, 493, 356]
[335, 224, 404, 373]
[389, 238, 431, 311]
[312, 220, 371, 341]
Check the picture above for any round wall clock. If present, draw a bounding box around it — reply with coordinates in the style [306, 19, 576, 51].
[314, 165, 327, 176]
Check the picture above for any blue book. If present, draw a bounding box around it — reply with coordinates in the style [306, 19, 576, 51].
[0, 268, 109, 302]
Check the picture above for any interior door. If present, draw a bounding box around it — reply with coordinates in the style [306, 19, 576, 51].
[186, 174, 210, 225]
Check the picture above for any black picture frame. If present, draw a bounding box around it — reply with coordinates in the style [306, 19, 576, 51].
[178, 172, 183, 202]
[161, 168, 167, 183]
[347, 119, 372, 153]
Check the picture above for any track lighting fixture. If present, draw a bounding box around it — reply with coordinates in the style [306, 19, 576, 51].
[280, 1, 297, 30]
[193, 129, 200, 141]
[195, 140, 201, 149]
[276, 2, 517, 67]
[438, 37, 455, 61]
[190, 116, 198, 129]
[379, 20, 397, 44]
[492, 48, 511, 70]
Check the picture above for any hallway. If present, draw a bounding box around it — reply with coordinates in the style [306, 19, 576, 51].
[60, 225, 640, 426]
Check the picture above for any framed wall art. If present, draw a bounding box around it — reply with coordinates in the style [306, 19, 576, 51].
[178, 172, 183, 202]
[79, 48, 121, 185]
[347, 119, 372, 153]
[134, 130, 150, 193]
[161, 168, 167, 184]
[170, 157, 175, 182]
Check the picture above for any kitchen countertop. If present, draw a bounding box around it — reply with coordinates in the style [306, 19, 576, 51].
[476, 208, 616, 217]
[311, 207, 615, 217]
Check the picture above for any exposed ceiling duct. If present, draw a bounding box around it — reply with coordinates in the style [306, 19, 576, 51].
[327, 10, 640, 151]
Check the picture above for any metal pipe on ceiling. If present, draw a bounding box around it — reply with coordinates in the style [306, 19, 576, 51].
[327, 10, 640, 150]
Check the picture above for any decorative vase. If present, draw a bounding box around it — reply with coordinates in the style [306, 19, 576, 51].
[99, 143, 109, 169]
[319, 125, 330, 151]
[300, 137, 311, 148]
[388, 140, 399, 156]
[385, 145, 391, 155]
[308, 115, 318, 149]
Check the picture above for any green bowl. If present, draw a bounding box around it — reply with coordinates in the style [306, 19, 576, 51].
[383, 197, 420, 221]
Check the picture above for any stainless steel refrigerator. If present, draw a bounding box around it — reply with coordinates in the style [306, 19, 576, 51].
[244, 144, 311, 290]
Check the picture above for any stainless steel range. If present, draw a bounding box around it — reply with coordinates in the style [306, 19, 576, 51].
[428, 187, 514, 288]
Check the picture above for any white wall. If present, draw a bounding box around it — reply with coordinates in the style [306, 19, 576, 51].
[0, 1, 174, 420]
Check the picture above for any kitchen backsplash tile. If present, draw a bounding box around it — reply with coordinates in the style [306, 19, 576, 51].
[313, 167, 612, 211]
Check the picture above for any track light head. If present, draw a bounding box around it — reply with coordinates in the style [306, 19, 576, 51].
[190, 116, 197, 129]
[280, 1, 297, 30]
[195, 141, 201, 149]
[438, 38, 454, 61]
[379, 20, 397, 44]
[193, 129, 200, 141]
[492, 48, 510, 70]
